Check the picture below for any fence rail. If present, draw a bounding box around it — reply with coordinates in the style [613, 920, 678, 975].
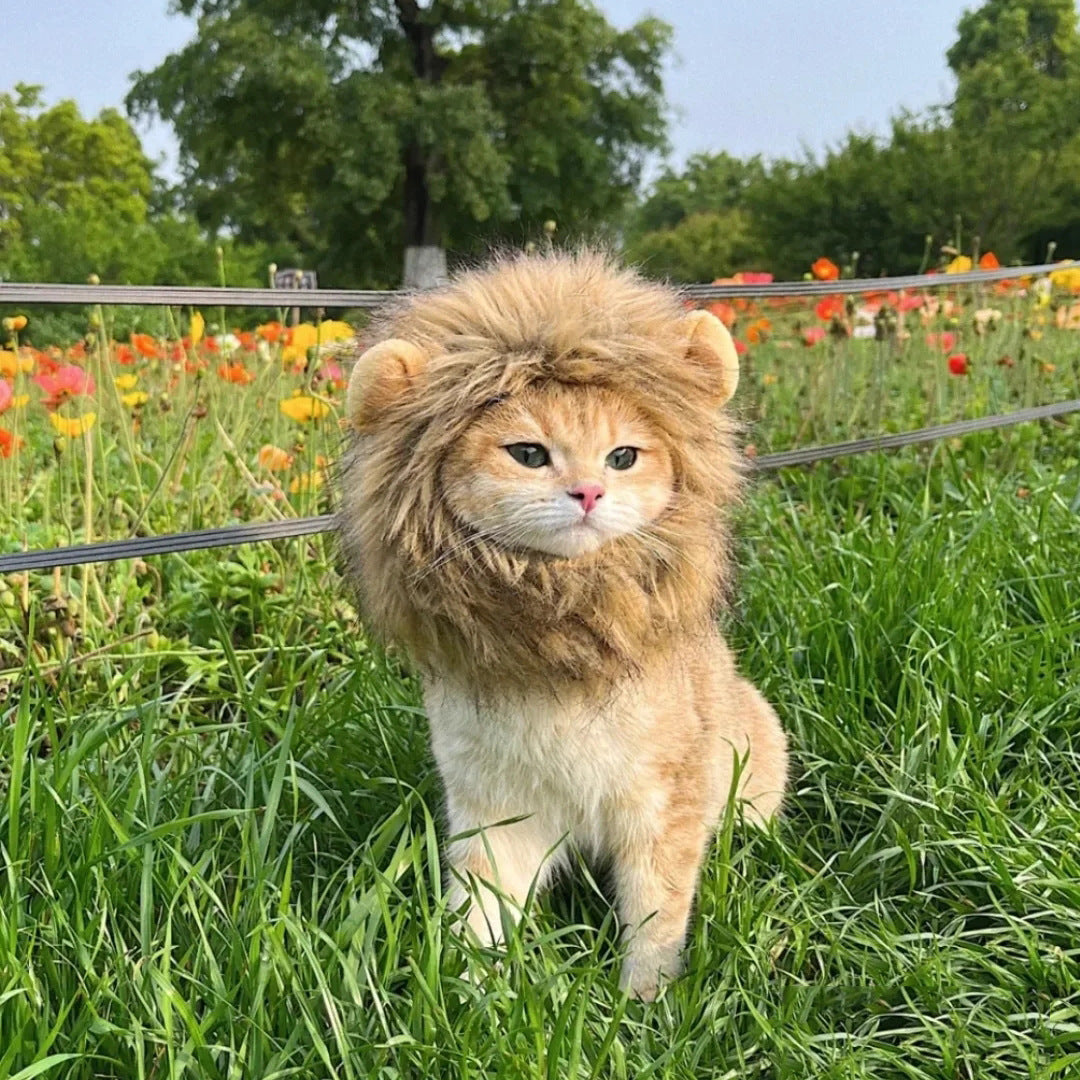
[3, 399, 1079, 575]
[0, 259, 1076, 308]
[3, 262, 1080, 574]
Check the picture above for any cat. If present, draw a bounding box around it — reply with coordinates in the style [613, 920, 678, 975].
[338, 250, 788, 1000]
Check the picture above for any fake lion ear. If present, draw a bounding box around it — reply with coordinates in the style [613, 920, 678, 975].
[683, 310, 739, 406]
[345, 339, 428, 430]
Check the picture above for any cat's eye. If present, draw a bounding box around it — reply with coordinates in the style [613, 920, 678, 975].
[505, 443, 550, 468]
[605, 447, 638, 470]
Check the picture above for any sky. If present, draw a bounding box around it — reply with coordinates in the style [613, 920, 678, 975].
[3, 0, 976, 180]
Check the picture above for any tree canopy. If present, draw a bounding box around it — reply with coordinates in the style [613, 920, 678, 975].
[128, 0, 672, 286]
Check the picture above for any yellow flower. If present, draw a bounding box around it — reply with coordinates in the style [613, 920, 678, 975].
[114, 374, 139, 391]
[281, 345, 309, 368]
[289, 471, 324, 494]
[2, 315, 27, 332]
[289, 324, 319, 350]
[190, 311, 205, 345]
[279, 394, 330, 422]
[11, 394, 29, 409]
[121, 391, 149, 407]
[0, 350, 33, 376]
[316, 320, 354, 344]
[49, 412, 97, 436]
[945, 255, 973, 274]
[1049, 263, 1080, 291]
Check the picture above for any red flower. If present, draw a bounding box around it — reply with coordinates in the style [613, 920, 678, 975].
[34, 364, 95, 407]
[0, 427, 23, 458]
[811, 257, 840, 281]
[733, 338, 748, 355]
[897, 293, 924, 313]
[815, 295, 845, 321]
[115, 344, 135, 365]
[802, 326, 826, 346]
[947, 353, 970, 375]
[236, 331, 257, 351]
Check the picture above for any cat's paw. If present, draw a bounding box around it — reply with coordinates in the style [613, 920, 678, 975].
[619, 943, 683, 1002]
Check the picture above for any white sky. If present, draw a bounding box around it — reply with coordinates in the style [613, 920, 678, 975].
[4, 0, 985, 179]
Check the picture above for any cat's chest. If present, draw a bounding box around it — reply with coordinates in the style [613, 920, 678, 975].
[422, 676, 647, 805]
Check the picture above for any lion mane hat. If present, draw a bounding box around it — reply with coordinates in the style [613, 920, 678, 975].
[338, 250, 744, 692]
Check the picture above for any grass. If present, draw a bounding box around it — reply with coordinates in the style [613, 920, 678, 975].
[1, 291, 1080, 1077]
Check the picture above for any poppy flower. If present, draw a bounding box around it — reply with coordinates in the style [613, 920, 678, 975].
[978, 252, 1000, 270]
[49, 412, 96, 436]
[217, 363, 255, 385]
[947, 353, 969, 375]
[316, 320, 354, 344]
[257, 321, 285, 343]
[115, 344, 135, 366]
[811, 258, 840, 281]
[2, 315, 28, 332]
[257, 444, 294, 472]
[733, 338, 748, 355]
[814, 295, 845, 321]
[121, 391, 149, 407]
[802, 326, 826, 346]
[946, 255, 973, 274]
[289, 471, 325, 494]
[735, 271, 774, 285]
[0, 427, 23, 458]
[926, 331, 957, 352]
[286, 324, 319, 350]
[190, 312, 205, 345]
[705, 301, 737, 329]
[114, 374, 139, 391]
[279, 394, 330, 423]
[0, 349, 34, 377]
[130, 333, 160, 359]
[0, 379, 12, 413]
[35, 365, 95, 407]
[897, 293, 924, 313]
[746, 317, 771, 345]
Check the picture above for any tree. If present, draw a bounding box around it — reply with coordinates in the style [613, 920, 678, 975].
[946, 0, 1080, 257]
[127, 0, 672, 287]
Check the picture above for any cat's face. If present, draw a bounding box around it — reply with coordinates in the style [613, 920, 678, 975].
[442, 384, 675, 558]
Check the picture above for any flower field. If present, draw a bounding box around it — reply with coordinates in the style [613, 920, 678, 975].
[1, 260, 1079, 1078]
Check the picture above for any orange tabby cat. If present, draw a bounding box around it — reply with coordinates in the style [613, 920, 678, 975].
[339, 251, 788, 999]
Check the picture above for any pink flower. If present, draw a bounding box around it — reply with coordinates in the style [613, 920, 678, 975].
[802, 326, 826, 346]
[34, 364, 95, 408]
[926, 331, 957, 353]
[0, 379, 12, 414]
[737, 271, 774, 285]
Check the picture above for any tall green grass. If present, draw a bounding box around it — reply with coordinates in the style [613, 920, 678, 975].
[2, 414, 1078, 1077]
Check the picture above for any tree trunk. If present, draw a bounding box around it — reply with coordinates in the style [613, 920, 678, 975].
[396, 0, 447, 286]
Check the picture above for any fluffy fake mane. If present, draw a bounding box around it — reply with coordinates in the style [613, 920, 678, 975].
[337, 250, 744, 693]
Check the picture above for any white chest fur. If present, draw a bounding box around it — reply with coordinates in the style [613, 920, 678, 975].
[423, 673, 673, 855]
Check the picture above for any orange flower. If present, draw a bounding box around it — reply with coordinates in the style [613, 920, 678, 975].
[279, 394, 330, 422]
[0, 350, 33, 377]
[257, 444, 294, 471]
[115, 344, 136, 366]
[811, 257, 840, 281]
[216, 362, 255, 385]
[131, 333, 160, 359]
[257, 321, 285, 343]
[978, 251, 1000, 270]
[705, 301, 737, 328]
[0, 427, 24, 457]
[746, 317, 771, 345]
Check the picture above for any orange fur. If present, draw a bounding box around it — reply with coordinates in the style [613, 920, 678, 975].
[337, 250, 788, 999]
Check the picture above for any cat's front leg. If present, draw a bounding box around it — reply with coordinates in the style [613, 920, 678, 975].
[444, 798, 561, 949]
[607, 801, 710, 1001]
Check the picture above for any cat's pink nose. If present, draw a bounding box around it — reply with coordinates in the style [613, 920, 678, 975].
[568, 484, 605, 514]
